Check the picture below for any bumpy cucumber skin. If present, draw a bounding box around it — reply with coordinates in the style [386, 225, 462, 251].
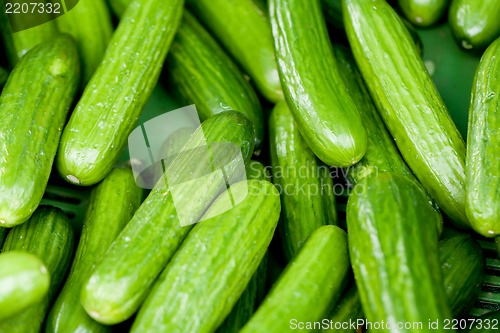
[57, 0, 183, 186]
[131, 180, 280, 333]
[46, 168, 143, 333]
[269, 101, 337, 260]
[0, 251, 50, 321]
[186, 0, 283, 103]
[344, 0, 468, 228]
[56, 0, 114, 85]
[439, 233, 484, 317]
[398, 0, 450, 27]
[0, 34, 80, 227]
[166, 12, 264, 147]
[449, 0, 500, 50]
[1, 206, 74, 333]
[241, 225, 350, 333]
[347, 172, 450, 333]
[322, 285, 364, 333]
[333, 44, 414, 186]
[270, 0, 367, 167]
[81, 112, 255, 325]
[466, 37, 500, 237]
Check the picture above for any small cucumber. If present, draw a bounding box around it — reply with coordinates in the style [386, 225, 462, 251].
[322, 285, 364, 333]
[81, 111, 255, 325]
[46, 168, 143, 333]
[186, 0, 283, 102]
[347, 172, 450, 332]
[0, 251, 49, 321]
[1, 206, 74, 333]
[165, 12, 264, 147]
[57, 0, 184, 186]
[269, 101, 337, 260]
[131, 180, 280, 333]
[55, 0, 114, 85]
[439, 233, 484, 317]
[344, 0, 468, 228]
[465, 36, 500, 237]
[0, 34, 80, 227]
[270, 0, 367, 167]
[449, 0, 500, 50]
[398, 0, 450, 27]
[241, 225, 350, 333]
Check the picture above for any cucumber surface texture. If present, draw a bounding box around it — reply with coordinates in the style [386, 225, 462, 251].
[398, 0, 450, 27]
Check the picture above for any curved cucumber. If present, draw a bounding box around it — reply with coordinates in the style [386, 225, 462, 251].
[1, 206, 74, 333]
[270, 0, 367, 167]
[57, 0, 183, 186]
[56, 0, 114, 85]
[347, 172, 450, 332]
[449, 0, 500, 50]
[343, 0, 468, 228]
[241, 225, 350, 333]
[131, 180, 280, 333]
[269, 101, 337, 260]
[186, 0, 283, 103]
[398, 0, 450, 27]
[81, 111, 255, 325]
[0, 34, 80, 227]
[466, 36, 500, 237]
[46, 168, 143, 333]
[0, 251, 49, 321]
[165, 12, 264, 147]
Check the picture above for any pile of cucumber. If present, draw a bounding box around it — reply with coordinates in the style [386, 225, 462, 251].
[0, 0, 498, 332]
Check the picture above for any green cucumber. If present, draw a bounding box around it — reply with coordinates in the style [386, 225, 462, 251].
[56, 0, 183, 186]
[467, 310, 500, 332]
[165, 12, 264, 147]
[1, 206, 74, 333]
[0, 0, 59, 66]
[439, 233, 484, 317]
[465, 36, 500, 237]
[270, 0, 367, 167]
[0, 251, 49, 321]
[186, 0, 283, 103]
[0, 34, 80, 227]
[398, 0, 450, 27]
[0, 66, 8, 89]
[241, 225, 349, 333]
[449, 0, 500, 50]
[81, 111, 255, 325]
[343, 0, 468, 227]
[332, 43, 414, 186]
[246, 160, 271, 182]
[217, 253, 268, 333]
[131, 179, 280, 332]
[322, 285, 364, 333]
[55, 0, 114, 85]
[46, 168, 143, 333]
[107, 0, 129, 18]
[347, 172, 450, 333]
[269, 101, 337, 260]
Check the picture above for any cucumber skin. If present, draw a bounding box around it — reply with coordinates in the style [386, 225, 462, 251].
[466, 37, 500, 237]
[0, 251, 50, 321]
[398, 0, 450, 27]
[322, 285, 364, 333]
[347, 172, 450, 333]
[439, 233, 484, 317]
[246, 160, 271, 182]
[186, 0, 283, 103]
[131, 180, 280, 333]
[241, 225, 350, 333]
[0, 34, 80, 227]
[269, 101, 337, 260]
[270, 0, 367, 167]
[1, 206, 74, 333]
[81, 111, 255, 325]
[165, 12, 264, 147]
[57, 0, 184, 186]
[56, 0, 114, 85]
[107, 0, 129, 17]
[343, 0, 468, 228]
[46, 168, 143, 333]
[449, 0, 500, 50]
